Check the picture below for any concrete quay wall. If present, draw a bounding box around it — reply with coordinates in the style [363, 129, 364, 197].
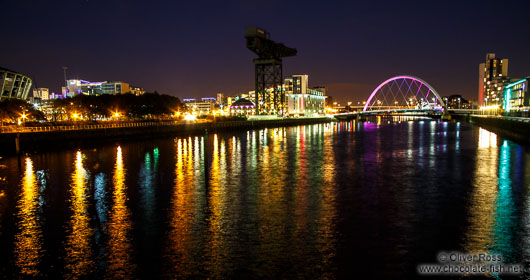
[0, 118, 333, 155]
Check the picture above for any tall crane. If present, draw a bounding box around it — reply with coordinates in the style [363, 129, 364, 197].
[245, 27, 297, 115]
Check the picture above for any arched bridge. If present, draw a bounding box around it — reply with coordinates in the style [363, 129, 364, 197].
[335, 75, 448, 119]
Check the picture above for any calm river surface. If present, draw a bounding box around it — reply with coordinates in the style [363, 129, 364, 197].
[1, 117, 530, 279]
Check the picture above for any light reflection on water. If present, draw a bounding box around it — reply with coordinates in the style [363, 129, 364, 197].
[464, 128, 499, 253]
[106, 146, 135, 278]
[64, 151, 94, 277]
[163, 138, 197, 277]
[492, 140, 517, 263]
[1, 119, 530, 278]
[14, 157, 44, 277]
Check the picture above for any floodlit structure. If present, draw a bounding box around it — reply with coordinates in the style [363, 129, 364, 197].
[62, 79, 131, 97]
[0, 67, 33, 100]
[183, 99, 215, 115]
[285, 75, 326, 116]
[230, 98, 255, 117]
[503, 78, 529, 114]
[130, 86, 145, 96]
[478, 53, 509, 106]
[33, 88, 50, 100]
[363, 75, 445, 112]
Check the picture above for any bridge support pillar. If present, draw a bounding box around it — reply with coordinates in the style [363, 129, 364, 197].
[441, 110, 451, 121]
[357, 114, 366, 121]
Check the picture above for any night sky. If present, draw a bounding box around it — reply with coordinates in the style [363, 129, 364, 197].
[2, 0, 530, 103]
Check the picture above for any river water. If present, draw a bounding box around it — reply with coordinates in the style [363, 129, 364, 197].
[0, 117, 529, 279]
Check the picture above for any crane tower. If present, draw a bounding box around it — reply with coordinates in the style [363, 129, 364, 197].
[245, 27, 297, 115]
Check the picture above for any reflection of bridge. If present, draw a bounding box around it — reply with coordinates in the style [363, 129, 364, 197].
[334, 75, 452, 119]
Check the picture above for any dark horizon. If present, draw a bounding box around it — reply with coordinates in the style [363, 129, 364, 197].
[2, 0, 530, 103]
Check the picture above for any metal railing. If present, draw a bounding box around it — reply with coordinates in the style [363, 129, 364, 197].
[471, 115, 530, 123]
[0, 120, 207, 133]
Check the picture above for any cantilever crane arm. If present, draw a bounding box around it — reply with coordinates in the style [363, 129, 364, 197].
[245, 27, 297, 59]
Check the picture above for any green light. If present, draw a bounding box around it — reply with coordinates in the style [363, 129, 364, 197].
[505, 89, 511, 112]
[505, 79, 526, 89]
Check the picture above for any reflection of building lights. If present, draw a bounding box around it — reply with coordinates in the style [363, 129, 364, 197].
[15, 157, 43, 276]
[184, 114, 197, 121]
[480, 105, 499, 110]
[478, 128, 497, 148]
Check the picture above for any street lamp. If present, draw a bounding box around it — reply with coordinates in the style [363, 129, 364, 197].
[20, 113, 27, 126]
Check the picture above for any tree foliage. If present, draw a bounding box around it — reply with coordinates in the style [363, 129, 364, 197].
[52, 92, 182, 120]
[0, 98, 45, 123]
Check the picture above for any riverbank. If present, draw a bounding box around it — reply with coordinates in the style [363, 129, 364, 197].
[0, 117, 334, 156]
[469, 115, 530, 145]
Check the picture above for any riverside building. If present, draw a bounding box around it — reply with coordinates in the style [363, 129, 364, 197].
[62, 79, 132, 97]
[284, 75, 326, 116]
[0, 67, 33, 100]
[479, 53, 509, 107]
[503, 77, 530, 116]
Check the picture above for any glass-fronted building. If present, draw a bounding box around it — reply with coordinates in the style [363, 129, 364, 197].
[62, 79, 131, 97]
[0, 67, 33, 100]
[503, 78, 529, 115]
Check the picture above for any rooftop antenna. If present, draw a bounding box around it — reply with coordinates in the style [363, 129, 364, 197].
[62, 66, 68, 84]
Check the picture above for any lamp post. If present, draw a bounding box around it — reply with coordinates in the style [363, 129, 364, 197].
[62, 66, 68, 86]
[21, 113, 27, 127]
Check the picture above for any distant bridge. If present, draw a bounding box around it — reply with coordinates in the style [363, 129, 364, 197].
[333, 75, 462, 119]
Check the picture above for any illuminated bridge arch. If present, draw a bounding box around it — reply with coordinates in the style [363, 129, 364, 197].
[362, 75, 445, 112]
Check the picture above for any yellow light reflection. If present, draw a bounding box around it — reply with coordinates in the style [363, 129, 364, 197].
[464, 128, 498, 254]
[257, 126, 290, 273]
[14, 157, 43, 277]
[318, 126, 337, 277]
[205, 134, 226, 278]
[64, 151, 94, 277]
[164, 138, 195, 277]
[478, 128, 497, 148]
[106, 146, 135, 277]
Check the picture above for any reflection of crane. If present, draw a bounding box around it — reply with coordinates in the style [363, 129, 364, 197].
[245, 27, 297, 115]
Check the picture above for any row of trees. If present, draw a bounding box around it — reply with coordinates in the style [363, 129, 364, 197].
[50, 92, 182, 121]
[0, 98, 45, 123]
[1, 92, 183, 125]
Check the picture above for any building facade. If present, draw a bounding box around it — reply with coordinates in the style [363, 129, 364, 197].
[284, 75, 326, 116]
[442, 95, 472, 109]
[130, 86, 145, 95]
[183, 99, 214, 115]
[230, 98, 255, 117]
[479, 53, 509, 106]
[216, 93, 225, 105]
[201, 97, 216, 103]
[62, 79, 132, 96]
[0, 67, 33, 100]
[33, 88, 50, 100]
[503, 78, 529, 114]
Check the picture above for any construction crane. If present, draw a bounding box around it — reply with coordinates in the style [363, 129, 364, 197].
[245, 27, 297, 115]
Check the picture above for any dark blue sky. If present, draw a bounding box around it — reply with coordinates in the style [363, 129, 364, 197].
[2, 0, 530, 102]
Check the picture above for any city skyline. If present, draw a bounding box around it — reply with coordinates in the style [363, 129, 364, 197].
[2, 0, 530, 103]
[4, 1, 530, 278]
